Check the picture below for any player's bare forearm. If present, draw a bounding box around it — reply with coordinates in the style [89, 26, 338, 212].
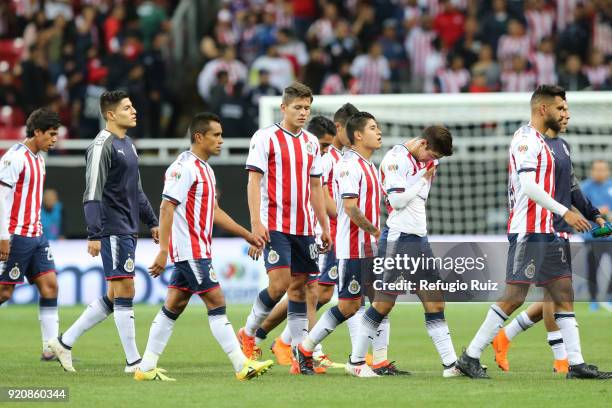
[344, 198, 378, 236]
[214, 205, 250, 240]
[158, 200, 176, 253]
[247, 171, 263, 227]
[323, 184, 337, 218]
[310, 177, 329, 231]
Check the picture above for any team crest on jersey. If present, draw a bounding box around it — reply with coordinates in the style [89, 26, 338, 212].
[9, 265, 20, 280]
[517, 145, 529, 153]
[524, 259, 536, 279]
[387, 163, 399, 172]
[268, 249, 279, 264]
[306, 142, 316, 156]
[209, 266, 218, 283]
[168, 170, 181, 181]
[338, 170, 349, 178]
[348, 278, 361, 295]
[124, 257, 135, 273]
[328, 265, 338, 280]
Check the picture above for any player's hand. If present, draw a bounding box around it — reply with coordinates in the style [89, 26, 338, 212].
[149, 250, 168, 277]
[150, 227, 160, 244]
[246, 232, 265, 249]
[423, 166, 436, 182]
[87, 240, 101, 257]
[563, 210, 591, 233]
[252, 222, 270, 243]
[318, 230, 331, 254]
[373, 228, 381, 240]
[248, 245, 263, 260]
[595, 217, 606, 227]
[0, 239, 10, 261]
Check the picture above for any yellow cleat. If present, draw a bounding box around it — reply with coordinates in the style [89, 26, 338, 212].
[134, 367, 176, 382]
[271, 338, 292, 366]
[236, 359, 274, 381]
[314, 353, 344, 369]
[553, 359, 569, 374]
[492, 328, 511, 371]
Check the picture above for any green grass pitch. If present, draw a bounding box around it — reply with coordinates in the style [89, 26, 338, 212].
[2, 303, 611, 407]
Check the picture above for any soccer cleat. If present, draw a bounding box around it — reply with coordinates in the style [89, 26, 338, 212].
[372, 360, 411, 376]
[566, 363, 612, 379]
[134, 367, 176, 382]
[456, 351, 490, 379]
[238, 328, 262, 360]
[270, 338, 292, 366]
[443, 362, 463, 378]
[313, 353, 344, 369]
[40, 351, 57, 361]
[365, 353, 373, 366]
[236, 359, 274, 381]
[48, 337, 75, 372]
[492, 328, 510, 371]
[313, 358, 327, 374]
[345, 361, 379, 377]
[124, 358, 142, 373]
[290, 345, 314, 375]
[553, 359, 569, 374]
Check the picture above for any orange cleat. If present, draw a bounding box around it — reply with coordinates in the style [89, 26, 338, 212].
[492, 328, 511, 371]
[271, 338, 292, 366]
[366, 353, 373, 367]
[238, 328, 262, 360]
[553, 359, 569, 374]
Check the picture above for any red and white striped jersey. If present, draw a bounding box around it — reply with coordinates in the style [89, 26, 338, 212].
[0, 143, 45, 237]
[525, 8, 555, 47]
[405, 27, 436, 76]
[507, 125, 556, 234]
[501, 70, 537, 92]
[583, 65, 608, 89]
[334, 149, 381, 259]
[497, 35, 531, 69]
[350, 54, 391, 95]
[556, 0, 582, 32]
[320, 145, 343, 244]
[436, 68, 470, 93]
[531, 52, 557, 85]
[162, 151, 216, 262]
[246, 123, 322, 236]
[593, 16, 612, 57]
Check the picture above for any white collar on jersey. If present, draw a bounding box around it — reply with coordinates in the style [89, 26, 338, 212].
[275, 123, 303, 138]
[187, 150, 208, 164]
[329, 145, 343, 156]
[18, 142, 40, 158]
[348, 148, 373, 165]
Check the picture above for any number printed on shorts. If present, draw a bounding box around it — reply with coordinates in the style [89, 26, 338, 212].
[558, 246, 566, 263]
[309, 243, 318, 260]
[45, 247, 54, 261]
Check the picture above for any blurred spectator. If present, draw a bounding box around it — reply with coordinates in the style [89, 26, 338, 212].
[405, 15, 437, 92]
[307, 2, 339, 47]
[292, 0, 317, 39]
[350, 42, 390, 94]
[558, 54, 589, 91]
[379, 19, 407, 93]
[0, 67, 20, 106]
[556, 4, 591, 62]
[469, 72, 492, 92]
[424, 37, 445, 93]
[197, 45, 247, 102]
[321, 60, 358, 95]
[41, 189, 64, 241]
[325, 20, 358, 68]
[104, 4, 126, 53]
[531, 37, 557, 86]
[276, 28, 309, 75]
[247, 69, 281, 130]
[452, 17, 482, 70]
[480, 0, 515, 55]
[497, 19, 531, 70]
[302, 47, 328, 94]
[214, 8, 238, 48]
[433, 0, 465, 50]
[351, 3, 379, 50]
[500, 54, 536, 92]
[583, 49, 608, 90]
[524, 0, 554, 48]
[20, 45, 51, 116]
[209, 70, 230, 115]
[250, 43, 294, 91]
[143, 32, 170, 138]
[138, 0, 169, 51]
[435, 54, 470, 93]
[471, 45, 500, 90]
[217, 81, 250, 139]
[238, 11, 262, 65]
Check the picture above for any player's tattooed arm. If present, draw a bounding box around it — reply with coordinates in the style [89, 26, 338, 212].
[343, 198, 380, 238]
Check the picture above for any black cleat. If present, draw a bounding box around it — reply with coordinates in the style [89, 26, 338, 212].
[456, 351, 490, 379]
[292, 346, 315, 375]
[567, 363, 612, 379]
[372, 361, 412, 376]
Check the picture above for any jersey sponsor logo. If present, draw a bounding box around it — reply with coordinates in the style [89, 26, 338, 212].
[209, 266, 218, 283]
[517, 144, 529, 153]
[387, 163, 399, 172]
[524, 259, 536, 279]
[267, 249, 279, 264]
[9, 265, 20, 280]
[348, 277, 361, 295]
[124, 257, 135, 273]
[328, 265, 338, 280]
[2, 159, 11, 167]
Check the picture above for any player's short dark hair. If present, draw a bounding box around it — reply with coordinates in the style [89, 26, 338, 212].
[307, 116, 336, 139]
[100, 90, 129, 120]
[420, 126, 453, 157]
[333, 103, 359, 127]
[346, 111, 376, 145]
[25, 108, 61, 138]
[530, 85, 566, 107]
[282, 81, 313, 105]
[190, 112, 221, 143]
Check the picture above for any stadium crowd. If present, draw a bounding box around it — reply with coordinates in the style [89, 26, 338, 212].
[0, 0, 611, 139]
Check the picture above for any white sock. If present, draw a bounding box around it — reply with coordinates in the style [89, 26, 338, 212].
[39, 298, 58, 352]
[547, 330, 568, 361]
[62, 295, 113, 347]
[346, 306, 365, 351]
[303, 306, 346, 352]
[280, 325, 292, 345]
[372, 317, 390, 365]
[466, 304, 508, 359]
[425, 312, 457, 367]
[208, 307, 247, 372]
[113, 297, 141, 364]
[352, 307, 385, 363]
[313, 343, 323, 356]
[554, 312, 584, 365]
[504, 311, 535, 341]
[140, 307, 178, 372]
[245, 289, 278, 337]
[287, 301, 308, 347]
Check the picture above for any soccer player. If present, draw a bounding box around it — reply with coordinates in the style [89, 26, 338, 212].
[50, 90, 159, 373]
[294, 111, 382, 376]
[351, 125, 460, 378]
[134, 113, 273, 381]
[491, 100, 607, 373]
[239, 82, 331, 363]
[456, 85, 612, 380]
[0, 108, 60, 361]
